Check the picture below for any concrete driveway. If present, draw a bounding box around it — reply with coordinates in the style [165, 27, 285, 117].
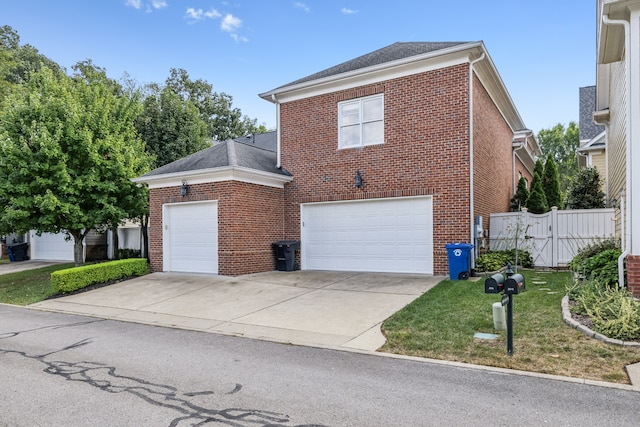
[31, 270, 444, 351]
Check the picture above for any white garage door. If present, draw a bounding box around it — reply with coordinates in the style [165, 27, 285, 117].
[29, 232, 74, 261]
[301, 196, 433, 274]
[163, 201, 218, 274]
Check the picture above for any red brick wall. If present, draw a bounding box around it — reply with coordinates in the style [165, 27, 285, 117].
[280, 63, 472, 275]
[627, 255, 640, 297]
[472, 73, 532, 236]
[148, 181, 284, 275]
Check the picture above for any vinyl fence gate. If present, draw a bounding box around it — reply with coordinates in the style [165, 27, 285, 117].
[489, 207, 616, 268]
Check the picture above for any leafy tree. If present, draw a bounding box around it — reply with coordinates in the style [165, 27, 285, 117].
[542, 153, 562, 208]
[510, 176, 529, 211]
[164, 68, 267, 141]
[565, 167, 605, 209]
[526, 173, 548, 214]
[0, 26, 62, 88]
[0, 64, 151, 266]
[536, 122, 579, 196]
[137, 84, 209, 168]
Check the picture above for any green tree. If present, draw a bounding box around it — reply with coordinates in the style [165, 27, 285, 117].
[565, 167, 605, 210]
[526, 173, 548, 214]
[137, 84, 209, 168]
[510, 176, 529, 211]
[0, 64, 151, 265]
[536, 122, 579, 196]
[542, 153, 563, 208]
[165, 68, 267, 141]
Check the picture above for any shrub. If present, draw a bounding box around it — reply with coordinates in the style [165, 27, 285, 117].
[573, 283, 640, 341]
[581, 249, 622, 288]
[475, 249, 533, 272]
[568, 237, 620, 272]
[118, 248, 142, 259]
[51, 258, 149, 294]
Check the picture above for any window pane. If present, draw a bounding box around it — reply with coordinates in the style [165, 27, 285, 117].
[340, 102, 360, 125]
[340, 124, 360, 147]
[363, 120, 383, 145]
[362, 97, 383, 121]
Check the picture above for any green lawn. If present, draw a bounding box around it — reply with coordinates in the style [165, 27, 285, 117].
[0, 263, 75, 305]
[381, 270, 640, 384]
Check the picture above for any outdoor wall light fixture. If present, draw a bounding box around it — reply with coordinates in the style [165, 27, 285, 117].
[354, 170, 363, 188]
[181, 180, 189, 197]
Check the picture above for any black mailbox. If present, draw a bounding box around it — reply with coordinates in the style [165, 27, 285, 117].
[504, 273, 525, 295]
[484, 273, 505, 294]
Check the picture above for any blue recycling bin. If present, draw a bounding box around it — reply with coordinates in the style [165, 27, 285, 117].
[445, 243, 474, 280]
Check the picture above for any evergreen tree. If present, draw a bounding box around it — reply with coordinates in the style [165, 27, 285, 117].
[510, 176, 529, 211]
[526, 172, 548, 214]
[533, 158, 544, 181]
[542, 153, 563, 208]
[565, 167, 605, 209]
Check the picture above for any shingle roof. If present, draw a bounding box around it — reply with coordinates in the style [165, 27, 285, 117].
[140, 131, 287, 178]
[270, 42, 469, 91]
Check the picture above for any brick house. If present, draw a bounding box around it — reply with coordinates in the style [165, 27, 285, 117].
[135, 41, 538, 277]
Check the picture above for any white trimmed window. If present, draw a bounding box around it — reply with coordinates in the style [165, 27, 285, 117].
[338, 94, 384, 149]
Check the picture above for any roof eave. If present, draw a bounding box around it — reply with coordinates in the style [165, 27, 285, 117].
[259, 41, 485, 102]
[132, 166, 293, 189]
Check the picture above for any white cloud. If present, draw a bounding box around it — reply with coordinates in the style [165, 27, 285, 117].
[341, 7, 358, 14]
[294, 2, 310, 12]
[151, 0, 167, 9]
[185, 7, 221, 21]
[221, 14, 241, 33]
[125, 0, 142, 9]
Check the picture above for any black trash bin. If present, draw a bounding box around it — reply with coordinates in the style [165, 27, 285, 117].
[7, 242, 29, 262]
[272, 240, 300, 272]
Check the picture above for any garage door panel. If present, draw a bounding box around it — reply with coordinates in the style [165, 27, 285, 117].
[301, 197, 433, 274]
[164, 202, 218, 274]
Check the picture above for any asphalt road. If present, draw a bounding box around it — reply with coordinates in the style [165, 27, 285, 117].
[0, 304, 638, 426]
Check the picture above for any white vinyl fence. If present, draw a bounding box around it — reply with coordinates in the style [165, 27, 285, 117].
[489, 207, 616, 267]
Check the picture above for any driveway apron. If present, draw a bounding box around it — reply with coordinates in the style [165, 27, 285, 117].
[30, 270, 444, 351]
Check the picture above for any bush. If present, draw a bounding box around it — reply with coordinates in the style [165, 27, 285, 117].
[118, 248, 142, 259]
[475, 249, 533, 272]
[51, 258, 149, 294]
[582, 249, 622, 288]
[568, 237, 620, 272]
[571, 282, 640, 341]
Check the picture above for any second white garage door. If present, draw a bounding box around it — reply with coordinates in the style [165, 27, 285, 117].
[300, 196, 433, 274]
[163, 201, 218, 274]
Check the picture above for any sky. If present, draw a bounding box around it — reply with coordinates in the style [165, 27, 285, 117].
[2, 1, 596, 134]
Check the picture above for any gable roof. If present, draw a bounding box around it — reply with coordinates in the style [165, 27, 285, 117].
[274, 42, 468, 90]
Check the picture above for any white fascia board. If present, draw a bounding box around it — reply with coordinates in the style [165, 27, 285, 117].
[133, 166, 293, 189]
[260, 42, 484, 104]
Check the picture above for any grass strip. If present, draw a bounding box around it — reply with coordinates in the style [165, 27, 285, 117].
[381, 270, 640, 384]
[0, 263, 75, 305]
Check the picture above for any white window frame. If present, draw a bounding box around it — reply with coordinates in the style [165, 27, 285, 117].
[338, 94, 384, 149]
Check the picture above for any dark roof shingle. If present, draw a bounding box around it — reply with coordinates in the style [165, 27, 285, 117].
[270, 42, 470, 91]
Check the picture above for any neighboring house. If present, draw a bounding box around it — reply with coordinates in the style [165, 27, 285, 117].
[135, 41, 538, 277]
[594, 0, 640, 295]
[19, 228, 136, 262]
[578, 86, 607, 195]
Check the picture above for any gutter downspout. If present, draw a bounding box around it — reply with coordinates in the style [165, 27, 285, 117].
[602, 14, 630, 288]
[469, 52, 485, 260]
[512, 141, 526, 194]
[619, 191, 626, 288]
[272, 94, 282, 169]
